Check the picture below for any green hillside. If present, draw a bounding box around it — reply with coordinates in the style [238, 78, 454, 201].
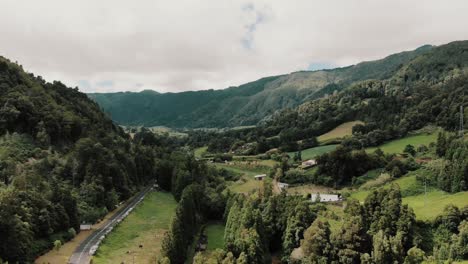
[89, 45, 432, 128]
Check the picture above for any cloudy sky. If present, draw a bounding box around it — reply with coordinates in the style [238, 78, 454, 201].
[1, 0, 468, 93]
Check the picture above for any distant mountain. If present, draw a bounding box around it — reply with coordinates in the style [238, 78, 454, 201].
[88, 45, 433, 128]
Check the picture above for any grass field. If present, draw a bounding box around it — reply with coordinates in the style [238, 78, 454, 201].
[93, 192, 177, 264]
[349, 172, 468, 220]
[205, 223, 225, 250]
[403, 191, 468, 220]
[194, 146, 208, 158]
[287, 183, 333, 195]
[214, 163, 271, 193]
[317, 121, 364, 142]
[366, 132, 437, 154]
[288, 144, 338, 161]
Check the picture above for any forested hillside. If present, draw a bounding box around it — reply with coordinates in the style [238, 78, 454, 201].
[0, 57, 165, 262]
[187, 41, 468, 155]
[89, 45, 432, 128]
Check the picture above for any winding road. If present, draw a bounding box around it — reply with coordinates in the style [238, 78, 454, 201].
[68, 187, 153, 264]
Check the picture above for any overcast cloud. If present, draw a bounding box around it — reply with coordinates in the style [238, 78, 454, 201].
[1, 0, 468, 93]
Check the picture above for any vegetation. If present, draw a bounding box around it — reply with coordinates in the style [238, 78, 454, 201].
[89, 46, 431, 128]
[317, 120, 364, 142]
[93, 192, 177, 263]
[1, 40, 468, 264]
[366, 132, 438, 154]
[287, 144, 338, 161]
[0, 56, 168, 262]
[205, 223, 225, 250]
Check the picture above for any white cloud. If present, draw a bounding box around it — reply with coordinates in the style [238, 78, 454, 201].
[1, 0, 468, 93]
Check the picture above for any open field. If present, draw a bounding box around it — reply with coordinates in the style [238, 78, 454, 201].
[194, 146, 208, 158]
[366, 132, 437, 154]
[287, 184, 333, 196]
[317, 121, 364, 142]
[93, 192, 177, 264]
[403, 191, 468, 220]
[205, 223, 225, 250]
[214, 163, 271, 193]
[149, 126, 188, 138]
[349, 172, 468, 220]
[288, 144, 338, 161]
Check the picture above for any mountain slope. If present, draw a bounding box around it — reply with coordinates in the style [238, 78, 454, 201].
[89, 45, 432, 128]
[0, 57, 159, 262]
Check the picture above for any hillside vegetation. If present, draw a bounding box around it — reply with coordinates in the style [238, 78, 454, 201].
[0, 57, 178, 262]
[89, 45, 432, 128]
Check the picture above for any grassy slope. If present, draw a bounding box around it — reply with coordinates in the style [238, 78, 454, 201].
[350, 173, 468, 220]
[317, 121, 364, 142]
[194, 146, 208, 158]
[214, 163, 272, 193]
[205, 223, 225, 250]
[288, 144, 339, 161]
[93, 192, 177, 264]
[366, 133, 437, 154]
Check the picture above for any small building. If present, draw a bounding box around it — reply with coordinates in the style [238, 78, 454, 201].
[254, 174, 267, 181]
[301, 159, 317, 169]
[277, 182, 289, 190]
[80, 224, 92, 231]
[311, 193, 341, 203]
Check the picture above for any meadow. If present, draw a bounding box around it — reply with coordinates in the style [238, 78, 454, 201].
[349, 171, 468, 220]
[288, 144, 338, 161]
[205, 223, 225, 250]
[317, 121, 364, 142]
[93, 192, 177, 264]
[366, 132, 438, 154]
[215, 162, 272, 193]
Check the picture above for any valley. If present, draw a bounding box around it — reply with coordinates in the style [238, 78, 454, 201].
[1, 40, 467, 264]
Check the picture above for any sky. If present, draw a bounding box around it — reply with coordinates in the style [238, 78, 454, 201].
[1, 0, 468, 93]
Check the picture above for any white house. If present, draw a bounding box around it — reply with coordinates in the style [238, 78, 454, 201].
[80, 224, 92, 230]
[254, 174, 267, 181]
[311, 193, 341, 202]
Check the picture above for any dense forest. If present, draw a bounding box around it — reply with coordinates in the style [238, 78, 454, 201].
[89, 45, 432, 128]
[187, 41, 468, 155]
[0, 57, 179, 262]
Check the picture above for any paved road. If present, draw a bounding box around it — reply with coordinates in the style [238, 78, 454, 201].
[68, 187, 153, 264]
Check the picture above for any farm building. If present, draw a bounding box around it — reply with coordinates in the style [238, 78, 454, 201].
[311, 193, 341, 202]
[80, 224, 92, 230]
[254, 174, 267, 181]
[278, 182, 289, 190]
[301, 159, 317, 169]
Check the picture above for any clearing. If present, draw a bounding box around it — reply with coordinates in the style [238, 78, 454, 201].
[287, 184, 333, 196]
[205, 222, 225, 251]
[366, 132, 438, 154]
[194, 146, 208, 158]
[92, 192, 177, 264]
[288, 144, 338, 161]
[214, 162, 272, 193]
[317, 121, 364, 142]
[349, 171, 468, 220]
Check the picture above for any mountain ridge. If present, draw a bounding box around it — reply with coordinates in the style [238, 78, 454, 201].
[88, 44, 434, 128]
